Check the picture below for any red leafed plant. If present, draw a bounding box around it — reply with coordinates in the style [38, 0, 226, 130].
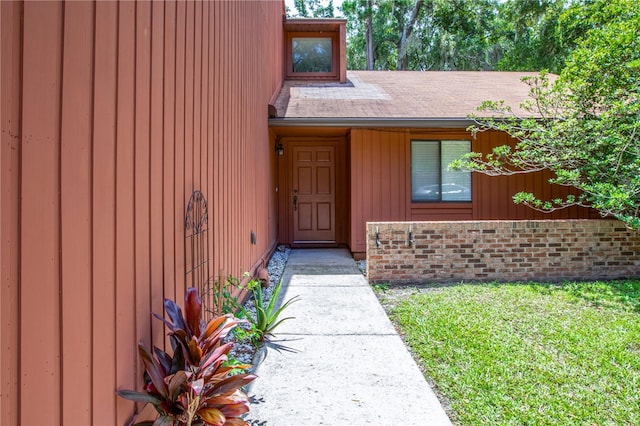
[117, 287, 257, 426]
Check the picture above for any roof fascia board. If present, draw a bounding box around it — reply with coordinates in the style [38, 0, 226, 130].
[268, 117, 476, 128]
[284, 18, 347, 26]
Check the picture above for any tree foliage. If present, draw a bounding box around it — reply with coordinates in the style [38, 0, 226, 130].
[451, 0, 640, 229]
[339, 0, 597, 72]
[291, 0, 335, 18]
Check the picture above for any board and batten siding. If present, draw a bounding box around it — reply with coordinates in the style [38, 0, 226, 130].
[350, 129, 408, 253]
[349, 128, 595, 254]
[0, 1, 283, 424]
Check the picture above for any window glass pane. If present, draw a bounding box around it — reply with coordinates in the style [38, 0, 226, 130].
[441, 140, 471, 201]
[411, 141, 440, 201]
[292, 37, 332, 73]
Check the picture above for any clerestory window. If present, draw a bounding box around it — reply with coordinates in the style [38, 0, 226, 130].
[292, 37, 333, 73]
[285, 31, 340, 80]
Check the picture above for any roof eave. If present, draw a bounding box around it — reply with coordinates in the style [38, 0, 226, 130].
[268, 117, 476, 128]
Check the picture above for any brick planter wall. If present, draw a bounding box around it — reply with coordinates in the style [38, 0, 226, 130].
[366, 220, 640, 284]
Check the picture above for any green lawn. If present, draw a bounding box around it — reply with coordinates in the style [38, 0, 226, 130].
[388, 281, 640, 425]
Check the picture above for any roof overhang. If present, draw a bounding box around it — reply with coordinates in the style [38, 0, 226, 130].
[268, 117, 476, 128]
[284, 18, 347, 32]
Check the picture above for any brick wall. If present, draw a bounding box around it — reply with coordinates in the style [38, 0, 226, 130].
[366, 220, 640, 284]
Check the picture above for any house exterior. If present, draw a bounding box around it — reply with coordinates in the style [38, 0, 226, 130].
[269, 43, 596, 258]
[270, 20, 638, 282]
[1, 3, 632, 425]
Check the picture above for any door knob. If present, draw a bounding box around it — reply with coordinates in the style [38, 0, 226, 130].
[293, 189, 298, 211]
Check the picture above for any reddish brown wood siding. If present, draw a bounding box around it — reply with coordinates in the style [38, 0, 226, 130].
[349, 128, 595, 254]
[350, 129, 408, 253]
[470, 130, 589, 220]
[0, 1, 283, 424]
[0, 2, 22, 425]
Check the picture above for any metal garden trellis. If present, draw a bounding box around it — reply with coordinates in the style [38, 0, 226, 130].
[185, 190, 223, 318]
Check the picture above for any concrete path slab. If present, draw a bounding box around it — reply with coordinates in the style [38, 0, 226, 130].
[276, 276, 397, 335]
[283, 273, 370, 288]
[245, 249, 452, 426]
[284, 248, 356, 266]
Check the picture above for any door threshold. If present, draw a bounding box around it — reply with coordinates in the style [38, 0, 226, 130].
[291, 241, 339, 248]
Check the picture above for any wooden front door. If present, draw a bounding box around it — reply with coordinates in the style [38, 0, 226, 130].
[291, 145, 336, 244]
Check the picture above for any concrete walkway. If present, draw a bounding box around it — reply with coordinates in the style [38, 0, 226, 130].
[245, 249, 452, 426]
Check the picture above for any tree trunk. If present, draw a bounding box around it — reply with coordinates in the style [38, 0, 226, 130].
[396, 0, 423, 70]
[365, 0, 374, 70]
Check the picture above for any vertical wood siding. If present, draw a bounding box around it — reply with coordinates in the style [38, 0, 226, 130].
[0, 2, 22, 425]
[0, 1, 284, 423]
[349, 128, 595, 254]
[20, 3, 64, 423]
[471, 130, 589, 220]
[92, 3, 118, 421]
[350, 129, 407, 253]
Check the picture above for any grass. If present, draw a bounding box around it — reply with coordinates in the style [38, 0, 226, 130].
[388, 280, 640, 425]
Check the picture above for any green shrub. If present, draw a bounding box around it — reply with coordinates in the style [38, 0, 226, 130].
[242, 280, 299, 343]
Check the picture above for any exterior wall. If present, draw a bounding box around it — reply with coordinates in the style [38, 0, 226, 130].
[367, 220, 640, 284]
[350, 128, 595, 254]
[350, 129, 408, 254]
[0, 1, 283, 424]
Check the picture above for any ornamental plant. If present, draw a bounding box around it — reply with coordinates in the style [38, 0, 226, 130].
[117, 287, 256, 426]
[242, 280, 299, 343]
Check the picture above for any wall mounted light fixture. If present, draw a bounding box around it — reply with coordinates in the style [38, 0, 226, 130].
[275, 141, 284, 156]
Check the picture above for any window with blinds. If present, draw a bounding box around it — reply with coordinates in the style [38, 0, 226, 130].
[411, 140, 472, 202]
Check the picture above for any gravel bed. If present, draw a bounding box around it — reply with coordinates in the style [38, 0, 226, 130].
[228, 245, 291, 365]
[357, 259, 367, 276]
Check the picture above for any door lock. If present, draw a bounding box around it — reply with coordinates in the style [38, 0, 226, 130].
[293, 189, 298, 211]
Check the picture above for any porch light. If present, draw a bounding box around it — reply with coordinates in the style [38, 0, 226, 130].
[275, 141, 284, 156]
